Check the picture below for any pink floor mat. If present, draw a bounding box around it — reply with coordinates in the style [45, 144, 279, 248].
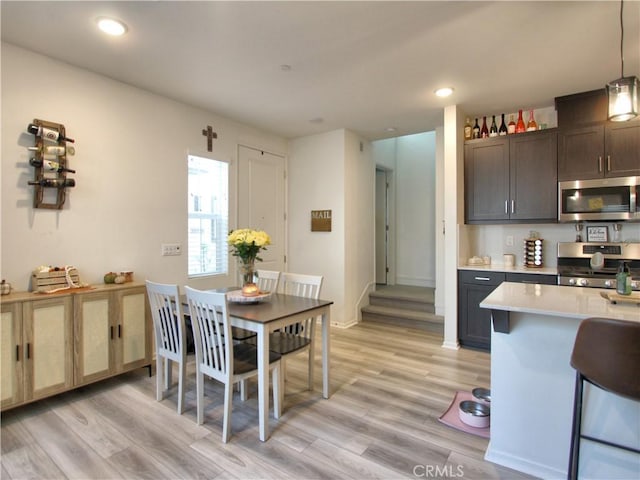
[438, 390, 490, 439]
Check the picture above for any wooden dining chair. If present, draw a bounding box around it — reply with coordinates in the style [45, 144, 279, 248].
[270, 272, 323, 391]
[255, 269, 280, 293]
[567, 317, 640, 480]
[184, 286, 282, 443]
[145, 280, 188, 414]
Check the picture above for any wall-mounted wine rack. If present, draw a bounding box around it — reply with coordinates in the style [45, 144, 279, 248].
[29, 118, 75, 209]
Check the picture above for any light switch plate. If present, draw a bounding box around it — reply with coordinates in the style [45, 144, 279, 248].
[161, 243, 182, 256]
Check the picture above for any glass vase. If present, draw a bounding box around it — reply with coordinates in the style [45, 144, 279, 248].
[238, 257, 256, 287]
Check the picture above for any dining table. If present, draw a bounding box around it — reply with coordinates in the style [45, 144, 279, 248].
[182, 288, 333, 441]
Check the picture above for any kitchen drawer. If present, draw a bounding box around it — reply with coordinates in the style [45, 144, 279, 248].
[506, 273, 557, 285]
[459, 270, 506, 286]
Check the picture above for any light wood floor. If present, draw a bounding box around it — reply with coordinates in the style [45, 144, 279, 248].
[1, 322, 536, 479]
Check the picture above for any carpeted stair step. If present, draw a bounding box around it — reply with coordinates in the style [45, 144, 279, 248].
[361, 304, 443, 334]
[368, 286, 435, 313]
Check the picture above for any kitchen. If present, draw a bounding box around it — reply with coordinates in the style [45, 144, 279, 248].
[2, 1, 640, 479]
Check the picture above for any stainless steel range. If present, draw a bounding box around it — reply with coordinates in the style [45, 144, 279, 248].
[557, 242, 640, 290]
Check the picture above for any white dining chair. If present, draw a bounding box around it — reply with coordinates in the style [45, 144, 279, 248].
[271, 272, 323, 391]
[146, 280, 188, 414]
[184, 286, 282, 442]
[255, 269, 280, 293]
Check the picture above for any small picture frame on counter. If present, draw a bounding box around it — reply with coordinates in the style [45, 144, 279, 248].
[586, 226, 608, 243]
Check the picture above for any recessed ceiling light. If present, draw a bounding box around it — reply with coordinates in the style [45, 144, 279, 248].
[280, 64, 292, 72]
[309, 117, 324, 124]
[97, 17, 128, 36]
[385, 127, 397, 132]
[434, 87, 454, 98]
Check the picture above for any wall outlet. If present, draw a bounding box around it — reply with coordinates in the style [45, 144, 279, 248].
[506, 235, 514, 247]
[161, 243, 182, 256]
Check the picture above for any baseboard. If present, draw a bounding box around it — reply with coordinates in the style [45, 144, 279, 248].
[485, 444, 565, 479]
[335, 318, 358, 328]
[355, 281, 375, 323]
[441, 339, 460, 350]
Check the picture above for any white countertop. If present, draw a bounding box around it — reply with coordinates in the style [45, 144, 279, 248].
[458, 264, 557, 275]
[480, 282, 640, 323]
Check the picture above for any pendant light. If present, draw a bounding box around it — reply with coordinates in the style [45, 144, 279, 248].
[606, 0, 638, 122]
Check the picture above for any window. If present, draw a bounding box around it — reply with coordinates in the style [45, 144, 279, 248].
[188, 154, 229, 277]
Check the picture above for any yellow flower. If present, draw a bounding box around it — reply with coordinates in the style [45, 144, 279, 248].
[228, 229, 271, 262]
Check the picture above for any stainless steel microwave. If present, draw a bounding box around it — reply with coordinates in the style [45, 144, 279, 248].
[558, 176, 639, 222]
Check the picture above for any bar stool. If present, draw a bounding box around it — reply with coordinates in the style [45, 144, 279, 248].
[567, 317, 640, 480]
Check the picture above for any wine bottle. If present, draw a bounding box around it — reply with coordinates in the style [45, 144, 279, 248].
[472, 118, 480, 139]
[464, 117, 472, 140]
[480, 116, 489, 138]
[526, 109, 538, 131]
[28, 145, 75, 156]
[507, 114, 516, 134]
[515, 110, 526, 133]
[498, 113, 508, 136]
[489, 115, 498, 137]
[28, 178, 76, 188]
[27, 123, 75, 143]
[29, 158, 76, 174]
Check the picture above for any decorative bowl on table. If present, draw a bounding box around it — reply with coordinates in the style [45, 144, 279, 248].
[226, 289, 272, 304]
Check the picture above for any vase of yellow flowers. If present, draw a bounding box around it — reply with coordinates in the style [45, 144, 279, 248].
[227, 229, 271, 293]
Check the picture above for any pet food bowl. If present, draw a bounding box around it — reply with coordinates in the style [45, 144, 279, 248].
[472, 387, 491, 405]
[458, 400, 490, 428]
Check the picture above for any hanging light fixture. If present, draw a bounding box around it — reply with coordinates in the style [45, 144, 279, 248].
[606, 0, 638, 121]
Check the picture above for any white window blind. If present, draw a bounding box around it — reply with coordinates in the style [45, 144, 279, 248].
[187, 154, 228, 277]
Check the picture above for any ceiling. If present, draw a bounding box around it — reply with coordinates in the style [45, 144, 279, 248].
[2, 1, 639, 140]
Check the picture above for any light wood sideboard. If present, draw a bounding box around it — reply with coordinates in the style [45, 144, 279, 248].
[1, 283, 151, 411]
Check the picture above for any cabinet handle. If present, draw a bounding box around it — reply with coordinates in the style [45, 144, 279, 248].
[110, 326, 114, 340]
[607, 155, 611, 172]
[16, 345, 20, 362]
[504, 200, 508, 214]
[118, 324, 122, 338]
[474, 277, 491, 281]
[26, 343, 30, 359]
[511, 200, 515, 214]
[598, 156, 603, 172]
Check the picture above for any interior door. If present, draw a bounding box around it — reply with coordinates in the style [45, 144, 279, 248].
[375, 169, 388, 284]
[238, 145, 286, 274]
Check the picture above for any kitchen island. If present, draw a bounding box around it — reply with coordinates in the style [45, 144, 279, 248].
[480, 282, 640, 479]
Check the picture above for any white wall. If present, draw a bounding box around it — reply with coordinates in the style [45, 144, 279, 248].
[371, 139, 397, 283]
[1, 43, 288, 291]
[396, 133, 436, 287]
[372, 132, 436, 287]
[344, 130, 375, 325]
[288, 129, 374, 327]
[442, 105, 464, 349]
[434, 126, 445, 315]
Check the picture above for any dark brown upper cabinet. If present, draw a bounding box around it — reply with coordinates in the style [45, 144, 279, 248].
[555, 89, 640, 181]
[558, 121, 640, 181]
[465, 130, 557, 224]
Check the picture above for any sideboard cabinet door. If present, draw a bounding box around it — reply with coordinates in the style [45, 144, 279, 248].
[74, 291, 113, 385]
[1, 302, 24, 409]
[23, 296, 74, 402]
[114, 286, 151, 373]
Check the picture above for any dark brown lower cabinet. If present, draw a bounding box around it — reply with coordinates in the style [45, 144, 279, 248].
[458, 270, 557, 351]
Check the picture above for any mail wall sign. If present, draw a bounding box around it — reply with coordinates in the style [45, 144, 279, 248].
[311, 210, 332, 232]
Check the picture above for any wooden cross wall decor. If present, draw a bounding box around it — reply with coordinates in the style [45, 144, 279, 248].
[202, 125, 218, 152]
